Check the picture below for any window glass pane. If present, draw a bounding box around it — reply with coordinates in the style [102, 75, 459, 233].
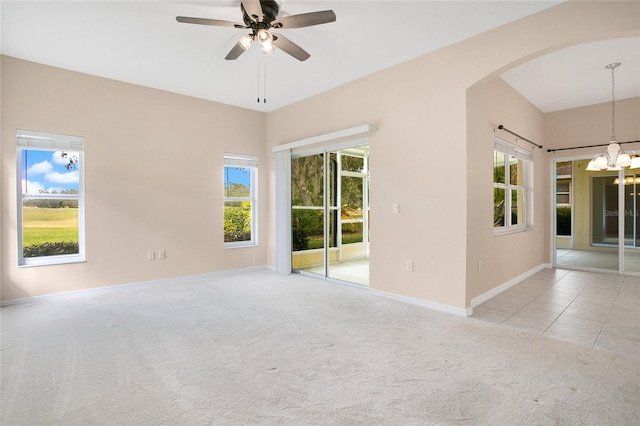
[510, 157, 521, 186]
[557, 194, 570, 204]
[342, 222, 363, 244]
[556, 161, 572, 176]
[511, 189, 523, 225]
[341, 176, 363, 213]
[494, 187, 505, 227]
[493, 151, 505, 184]
[20, 148, 82, 261]
[557, 207, 571, 236]
[292, 155, 324, 207]
[21, 198, 79, 258]
[21, 149, 80, 195]
[224, 201, 252, 242]
[342, 155, 364, 172]
[224, 166, 251, 197]
[556, 182, 570, 193]
[292, 208, 324, 251]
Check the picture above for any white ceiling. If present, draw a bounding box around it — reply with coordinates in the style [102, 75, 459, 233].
[1, 1, 638, 113]
[502, 37, 640, 113]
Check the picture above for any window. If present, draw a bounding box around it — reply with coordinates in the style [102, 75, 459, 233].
[17, 130, 84, 266]
[556, 161, 572, 206]
[493, 138, 533, 235]
[224, 153, 257, 248]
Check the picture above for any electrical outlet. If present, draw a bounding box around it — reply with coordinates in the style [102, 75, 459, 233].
[159, 249, 166, 259]
[393, 204, 399, 214]
[406, 260, 413, 272]
[147, 251, 155, 261]
[477, 260, 482, 272]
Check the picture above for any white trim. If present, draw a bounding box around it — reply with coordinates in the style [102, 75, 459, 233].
[224, 153, 258, 167]
[17, 133, 85, 267]
[292, 138, 370, 158]
[372, 289, 472, 317]
[494, 137, 533, 161]
[223, 153, 258, 248]
[272, 124, 376, 153]
[470, 263, 551, 309]
[17, 129, 84, 150]
[274, 149, 292, 273]
[0, 266, 268, 307]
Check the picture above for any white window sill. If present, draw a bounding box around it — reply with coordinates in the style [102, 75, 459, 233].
[494, 226, 533, 237]
[19, 254, 86, 268]
[224, 242, 257, 249]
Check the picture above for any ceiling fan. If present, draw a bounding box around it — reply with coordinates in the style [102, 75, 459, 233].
[176, 0, 336, 62]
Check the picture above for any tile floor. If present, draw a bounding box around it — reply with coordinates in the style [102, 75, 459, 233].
[301, 259, 370, 285]
[472, 268, 639, 359]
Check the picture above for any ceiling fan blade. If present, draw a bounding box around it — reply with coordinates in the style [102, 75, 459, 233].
[272, 33, 310, 61]
[241, 0, 263, 22]
[271, 10, 336, 29]
[225, 41, 246, 60]
[176, 16, 246, 28]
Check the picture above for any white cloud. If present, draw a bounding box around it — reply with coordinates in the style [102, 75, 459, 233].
[45, 171, 79, 184]
[27, 160, 53, 175]
[21, 180, 45, 195]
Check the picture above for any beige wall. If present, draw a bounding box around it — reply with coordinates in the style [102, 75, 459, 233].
[267, 1, 639, 309]
[546, 97, 640, 155]
[1, 1, 639, 308]
[466, 77, 547, 304]
[1, 57, 267, 301]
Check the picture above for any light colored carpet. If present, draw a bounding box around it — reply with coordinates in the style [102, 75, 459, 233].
[1, 269, 638, 425]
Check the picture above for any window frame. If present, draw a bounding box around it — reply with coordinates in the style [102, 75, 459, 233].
[223, 153, 258, 249]
[493, 137, 534, 236]
[16, 129, 85, 267]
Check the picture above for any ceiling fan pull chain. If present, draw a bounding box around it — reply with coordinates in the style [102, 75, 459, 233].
[257, 59, 260, 103]
[264, 55, 267, 104]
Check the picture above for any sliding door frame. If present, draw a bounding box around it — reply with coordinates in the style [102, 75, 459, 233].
[290, 139, 370, 280]
[551, 156, 640, 275]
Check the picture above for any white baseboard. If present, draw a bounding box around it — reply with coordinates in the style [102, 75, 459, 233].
[469, 263, 552, 311]
[0, 265, 268, 307]
[371, 288, 472, 317]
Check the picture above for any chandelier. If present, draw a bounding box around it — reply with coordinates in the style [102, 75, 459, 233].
[586, 62, 639, 171]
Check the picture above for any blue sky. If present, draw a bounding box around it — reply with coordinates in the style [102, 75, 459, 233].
[21, 150, 80, 195]
[224, 166, 251, 193]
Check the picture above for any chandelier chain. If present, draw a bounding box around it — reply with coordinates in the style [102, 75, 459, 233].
[611, 64, 616, 140]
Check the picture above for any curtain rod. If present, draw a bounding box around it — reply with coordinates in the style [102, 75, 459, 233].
[496, 125, 542, 149]
[547, 140, 640, 153]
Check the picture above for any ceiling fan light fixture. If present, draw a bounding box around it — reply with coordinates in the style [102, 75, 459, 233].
[257, 29, 274, 53]
[261, 41, 274, 54]
[177, 2, 336, 62]
[238, 34, 254, 51]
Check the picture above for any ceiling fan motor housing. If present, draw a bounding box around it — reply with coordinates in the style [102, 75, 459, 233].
[242, 0, 280, 27]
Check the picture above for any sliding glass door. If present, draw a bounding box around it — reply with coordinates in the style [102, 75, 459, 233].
[291, 145, 369, 285]
[554, 158, 640, 273]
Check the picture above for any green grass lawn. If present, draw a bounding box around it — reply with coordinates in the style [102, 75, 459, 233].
[22, 207, 78, 246]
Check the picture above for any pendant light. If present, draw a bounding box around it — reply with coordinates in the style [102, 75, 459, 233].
[586, 62, 639, 171]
